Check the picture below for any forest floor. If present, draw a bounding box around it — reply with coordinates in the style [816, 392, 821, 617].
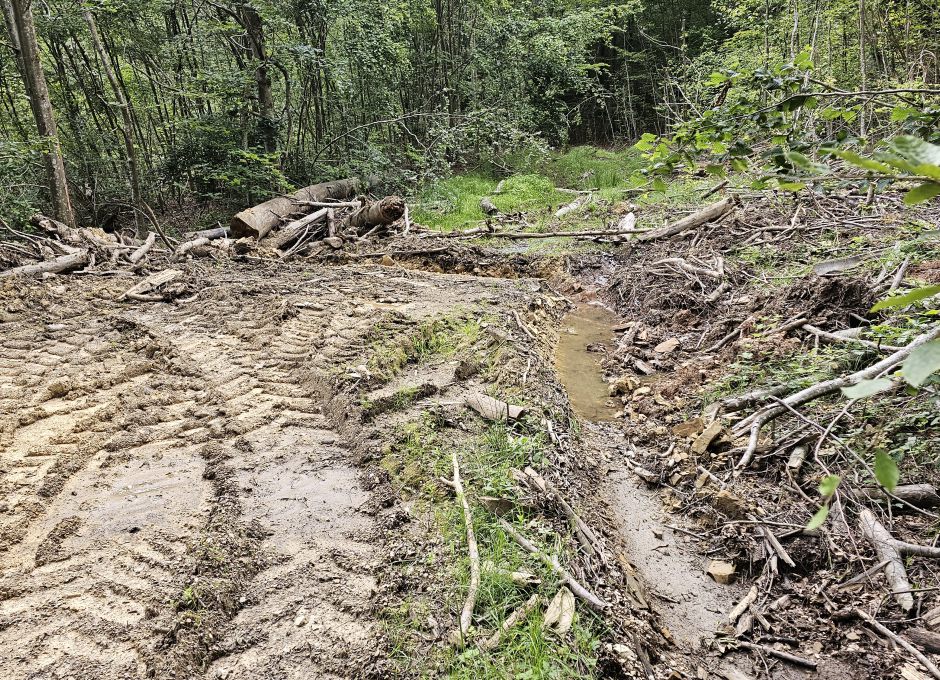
[2, 150, 940, 679]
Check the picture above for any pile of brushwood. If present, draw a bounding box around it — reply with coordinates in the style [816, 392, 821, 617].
[599, 186, 940, 677]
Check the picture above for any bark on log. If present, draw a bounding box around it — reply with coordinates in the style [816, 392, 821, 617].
[266, 207, 329, 251]
[497, 227, 649, 240]
[480, 197, 498, 215]
[859, 508, 914, 612]
[344, 195, 405, 233]
[230, 177, 363, 239]
[858, 484, 940, 509]
[908, 629, 940, 654]
[128, 231, 155, 265]
[185, 226, 229, 241]
[0, 250, 88, 278]
[636, 196, 736, 241]
[118, 269, 181, 301]
[174, 237, 210, 258]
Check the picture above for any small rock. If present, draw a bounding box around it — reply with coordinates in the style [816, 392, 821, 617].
[690, 420, 724, 454]
[713, 489, 749, 519]
[654, 337, 680, 354]
[672, 417, 704, 438]
[609, 374, 639, 396]
[294, 612, 307, 627]
[611, 642, 638, 663]
[380, 255, 395, 267]
[707, 560, 736, 584]
[45, 377, 73, 399]
[323, 236, 343, 249]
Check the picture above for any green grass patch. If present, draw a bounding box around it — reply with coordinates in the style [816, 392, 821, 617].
[381, 415, 605, 678]
[412, 173, 568, 232]
[367, 314, 482, 382]
[540, 146, 645, 190]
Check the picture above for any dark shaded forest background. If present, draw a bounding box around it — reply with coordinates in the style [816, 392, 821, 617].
[1, 0, 938, 227]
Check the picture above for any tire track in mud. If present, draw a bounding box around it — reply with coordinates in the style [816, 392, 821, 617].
[0, 266, 508, 679]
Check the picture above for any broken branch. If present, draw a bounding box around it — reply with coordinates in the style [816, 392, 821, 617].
[497, 517, 609, 611]
[453, 452, 480, 642]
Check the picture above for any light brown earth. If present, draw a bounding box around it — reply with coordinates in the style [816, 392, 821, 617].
[0, 255, 862, 679]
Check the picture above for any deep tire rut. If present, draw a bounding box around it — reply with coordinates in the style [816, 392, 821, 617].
[0, 265, 508, 679]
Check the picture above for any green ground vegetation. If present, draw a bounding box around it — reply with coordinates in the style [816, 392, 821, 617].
[381, 415, 605, 679]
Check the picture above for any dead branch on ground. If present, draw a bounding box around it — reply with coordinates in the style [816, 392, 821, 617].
[452, 452, 480, 643]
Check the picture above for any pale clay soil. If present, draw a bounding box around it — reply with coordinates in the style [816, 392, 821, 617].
[0, 259, 839, 679]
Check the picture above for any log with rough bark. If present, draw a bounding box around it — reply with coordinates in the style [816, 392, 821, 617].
[174, 237, 210, 259]
[266, 208, 329, 251]
[480, 196, 498, 215]
[118, 268, 182, 301]
[555, 194, 589, 218]
[343, 195, 405, 233]
[0, 250, 88, 278]
[858, 484, 940, 509]
[185, 226, 229, 241]
[497, 226, 649, 240]
[908, 628, 940, 654]
[230, 177, 363, 239]
[128, 231, 155, 265]
[636, 195, 737, 241]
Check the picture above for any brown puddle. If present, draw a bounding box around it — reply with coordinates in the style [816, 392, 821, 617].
[555, 304, 620, 421]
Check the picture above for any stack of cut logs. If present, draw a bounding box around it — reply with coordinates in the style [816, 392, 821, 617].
[227, 177, 406, 257]
[0, 178, 406, 281]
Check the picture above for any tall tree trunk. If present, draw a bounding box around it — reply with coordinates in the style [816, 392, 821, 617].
[6, 0, 75, 226]
[858, 0, 867, 136]
[240, 2, 275, 154]
[82, 8, 143, 210]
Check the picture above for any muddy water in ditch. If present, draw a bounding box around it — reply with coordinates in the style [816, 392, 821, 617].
[555, 304, 620, 421]
[556, 304, 747, 666]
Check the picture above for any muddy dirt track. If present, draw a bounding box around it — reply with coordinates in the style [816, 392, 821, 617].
[0, 252, 884, 680]
[0, 262, 530, 678]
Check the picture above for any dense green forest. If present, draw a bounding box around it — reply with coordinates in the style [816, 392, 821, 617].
[2, 0, 937, 228]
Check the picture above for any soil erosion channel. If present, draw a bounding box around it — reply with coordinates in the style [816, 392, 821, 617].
[554, 302, 746, 662]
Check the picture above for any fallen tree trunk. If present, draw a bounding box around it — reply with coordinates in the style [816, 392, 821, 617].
[497, 227, 648, 240]
[0, 250, 88, 278]
[636, 196, 737, 241]
[344, 195, 405, 233]
[118, 268, 181, 301]
[230, 177, 363, 240]
[174, 237, 210, 259]
[858, 484, 940, 508]
[185, 226, 229, 241]
[267, 207, 329, 251]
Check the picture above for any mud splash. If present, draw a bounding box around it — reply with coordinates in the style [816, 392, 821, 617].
[555, 304, 619, 422]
